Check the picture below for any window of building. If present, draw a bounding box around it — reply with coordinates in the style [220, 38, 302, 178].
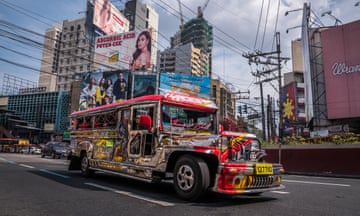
[77, 24, 81, 30]
[63, 35, 67, 40]
[70, 26, 74, 31]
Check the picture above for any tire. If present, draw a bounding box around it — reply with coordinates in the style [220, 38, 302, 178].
[51, 152, 56, 159]
[41, 154, 45, 158]
[81, 153, 94, 177]
[173, 155, 210, 201]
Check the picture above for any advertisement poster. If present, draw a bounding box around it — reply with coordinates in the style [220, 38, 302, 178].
[159, 73, 210, 99]
[78, 71, 129, 110]
[93, 0, 129, 35]
[132, 73, 158, 98]
[321, 20, 360, 119]
[94, 30, 152, 71]
[281, 83, 296, 136]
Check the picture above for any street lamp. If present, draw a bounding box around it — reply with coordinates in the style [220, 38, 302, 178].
[286, 25, 302, 34]
[321, 10, 342, 25]
[284, 8, 302, 16]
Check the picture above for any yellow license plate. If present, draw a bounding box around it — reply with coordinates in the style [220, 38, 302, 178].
[255, 163, 273, 175]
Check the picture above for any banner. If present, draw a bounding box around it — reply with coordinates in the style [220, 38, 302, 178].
[321, 20, 360, 119]
[93, 0, 129, 35]
[159, 73, 210, 99]
[132, 73, 157, 98]
[94, 30, 152, 71]
[79, 71, 129, 110]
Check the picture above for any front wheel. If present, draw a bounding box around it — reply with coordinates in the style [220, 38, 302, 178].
[173, 155, 210, 201]
[81, 153, 94, 177]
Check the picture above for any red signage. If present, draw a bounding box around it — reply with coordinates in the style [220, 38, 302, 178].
[321, 20, 360, 119]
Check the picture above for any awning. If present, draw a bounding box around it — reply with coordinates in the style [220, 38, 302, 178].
[15, 124, 42, 131]
[8, 118, 28, 124]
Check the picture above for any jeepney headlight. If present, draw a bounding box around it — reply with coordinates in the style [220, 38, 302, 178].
[250, 140, 260, 151]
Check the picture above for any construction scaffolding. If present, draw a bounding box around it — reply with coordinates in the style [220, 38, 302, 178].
[1, 73, 37, 96]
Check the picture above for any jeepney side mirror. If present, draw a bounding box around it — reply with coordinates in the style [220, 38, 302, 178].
[139, 114, 152, 133]
[219, 124, 224, 135]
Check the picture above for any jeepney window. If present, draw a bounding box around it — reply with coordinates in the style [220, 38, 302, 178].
[162, 105, 215, 134]
[131, 106, 154, 131]
[94, 111, 118, 128]
[77, 116, 92, 129]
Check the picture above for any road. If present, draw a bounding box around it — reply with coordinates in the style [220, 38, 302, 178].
[1, 153, 359, 216]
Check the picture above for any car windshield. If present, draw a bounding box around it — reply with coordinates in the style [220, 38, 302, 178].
[53, 143, 68, 148]
[162, 105, 216, 134]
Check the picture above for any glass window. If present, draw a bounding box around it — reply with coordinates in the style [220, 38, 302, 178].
[131, 106, 154, 131]
[162, 105, 215, 134]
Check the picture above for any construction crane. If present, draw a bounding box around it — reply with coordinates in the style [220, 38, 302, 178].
[198, 0, 210, 18]
[177, 0, 184, 31]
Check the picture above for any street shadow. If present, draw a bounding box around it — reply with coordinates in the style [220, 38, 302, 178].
[28, 169, 279, 206]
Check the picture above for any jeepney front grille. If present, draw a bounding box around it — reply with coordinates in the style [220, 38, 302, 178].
[247, 175, 274, 189]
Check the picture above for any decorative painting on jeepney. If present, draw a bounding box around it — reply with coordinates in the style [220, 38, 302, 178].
[93, 138, 114, 160]
[113, 110, 130, 162]
[160, 134, 217, 147]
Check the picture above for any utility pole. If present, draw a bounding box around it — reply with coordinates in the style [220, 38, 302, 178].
[243, 32, 289, 145]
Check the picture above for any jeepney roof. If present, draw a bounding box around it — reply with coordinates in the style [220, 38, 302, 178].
[71, 92, 217, 117]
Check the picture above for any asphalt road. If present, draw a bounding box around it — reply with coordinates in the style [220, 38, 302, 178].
[1, 153, 359, 216]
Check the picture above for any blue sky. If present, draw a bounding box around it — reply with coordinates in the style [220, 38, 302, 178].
[1, 0, 359, 101]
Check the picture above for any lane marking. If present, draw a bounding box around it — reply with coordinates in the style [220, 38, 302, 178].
[40, 169, 71, 179]
[283, 179, 350, 187]
[85, 182, 175, 207]
[19, 164, 35, 169]
[271, 191, 290, 194]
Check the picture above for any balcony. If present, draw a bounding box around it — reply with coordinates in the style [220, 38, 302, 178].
[298, 97, 305, 104]
[297, 112, 306, 121]
[297, 82, 305, 89]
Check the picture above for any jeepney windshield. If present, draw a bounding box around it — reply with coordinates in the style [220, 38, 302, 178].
[161, 105, 216, 134]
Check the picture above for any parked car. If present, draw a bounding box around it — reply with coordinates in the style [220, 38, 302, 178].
[30, 147, 42, 154]
[41, 142, 71, 159]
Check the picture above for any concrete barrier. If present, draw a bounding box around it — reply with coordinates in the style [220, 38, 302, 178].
[264, 144, 360, 178]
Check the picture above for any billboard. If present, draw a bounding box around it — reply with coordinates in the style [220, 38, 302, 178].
[159, 73, 210, 99]
[93, 0, 129, 35]
[79, 71, 129, 110]
[132, 73, 158, 98]
[321, 20, 360, 119]
[94, 30, 152, 71]
[281, 83, 296, 136]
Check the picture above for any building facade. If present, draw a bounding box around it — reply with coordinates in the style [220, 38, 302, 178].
[211, 79, 236, 130]
[38, 18, 93, 92]
[2, 91, 69, 143]
[38, 23, 62, 92]
[157, 43, 209, 76]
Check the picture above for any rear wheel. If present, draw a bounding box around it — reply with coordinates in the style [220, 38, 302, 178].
[81, 153, 94, 177]
[173, 155, 210, 201]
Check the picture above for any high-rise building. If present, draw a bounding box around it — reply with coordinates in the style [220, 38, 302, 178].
[157, 43, 209, 76]
[57, 18, 93, 92]
[38, 18, 93, 92]
[38, 23, 62, 92]
[124, 0, 159, 68]
[171, 10, 213, 76]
